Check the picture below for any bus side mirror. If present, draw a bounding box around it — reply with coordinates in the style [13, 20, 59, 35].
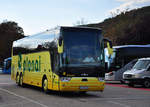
[59, 36, 63, 46]
[58, 36, 63, 53]
[103, 38, 113, 55]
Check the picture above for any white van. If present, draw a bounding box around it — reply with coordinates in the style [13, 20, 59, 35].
[105, 59, 137, 83]
[123, 58, 150, 88]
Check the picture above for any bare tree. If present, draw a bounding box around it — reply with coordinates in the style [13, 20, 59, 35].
[73, 18, 88, 26]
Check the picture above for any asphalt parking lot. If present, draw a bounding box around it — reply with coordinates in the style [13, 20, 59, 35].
[0, 74, 150, 107]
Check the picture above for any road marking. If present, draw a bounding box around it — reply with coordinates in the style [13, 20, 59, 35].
[0, 88, 48, 107]
[0, 83, 14, 85]
[107, 101, 131, 107]
[106, 83, 150, 91]
[86, 96, 150, 101]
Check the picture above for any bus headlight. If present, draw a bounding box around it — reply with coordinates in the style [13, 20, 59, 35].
[60, 77, 71, 82]
[98, 77, 105, 81]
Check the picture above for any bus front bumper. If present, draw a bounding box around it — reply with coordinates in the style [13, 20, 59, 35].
[59, 77, 105, 92]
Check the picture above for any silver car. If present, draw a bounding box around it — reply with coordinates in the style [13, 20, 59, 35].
[123, 58, 150, 88]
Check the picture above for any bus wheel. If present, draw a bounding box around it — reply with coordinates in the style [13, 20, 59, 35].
[20, 74, 25, 87]
[42, 79, 48, 93]
[144, 79, 150, 88]
[16, 74, 20, 86]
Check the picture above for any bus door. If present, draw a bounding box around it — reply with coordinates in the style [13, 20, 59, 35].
[50, 51, 59, 90]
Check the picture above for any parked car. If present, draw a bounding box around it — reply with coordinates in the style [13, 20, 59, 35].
[123, 58, 150, 88]
[105, 59, 137, 83]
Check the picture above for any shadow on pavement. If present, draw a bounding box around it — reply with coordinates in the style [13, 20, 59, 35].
[20, 84, 101, 98]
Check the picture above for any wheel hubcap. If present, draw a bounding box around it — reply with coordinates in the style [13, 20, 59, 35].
[145, 81, 150, 87]
[44, 80, 48, 91]
[16, 75, 19, 84]
[20, 76, 22, 86]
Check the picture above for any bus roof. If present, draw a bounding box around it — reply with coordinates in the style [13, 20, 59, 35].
[61, 26, 101, 31]
[112, 45, 150, 57]
[139, 57, 150, 61]
[13, 26, 101, 47]
[4, 57, 11, 61]
[113, 44, 150, 49]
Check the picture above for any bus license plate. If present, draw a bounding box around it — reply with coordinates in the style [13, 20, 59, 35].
[80, 86, 88, 90]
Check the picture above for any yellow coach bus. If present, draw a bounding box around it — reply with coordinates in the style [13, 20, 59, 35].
[11, 26, 113, 93]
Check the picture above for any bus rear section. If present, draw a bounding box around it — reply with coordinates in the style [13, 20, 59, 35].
[11, 26, 112, 93]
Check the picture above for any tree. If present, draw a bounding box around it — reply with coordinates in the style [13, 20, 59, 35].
[0, 21, 25, 65]
[86, 6, 150, 46]
[73, 18, 88, 26]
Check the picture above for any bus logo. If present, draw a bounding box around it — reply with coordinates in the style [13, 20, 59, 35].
[18, 54, 41, 72]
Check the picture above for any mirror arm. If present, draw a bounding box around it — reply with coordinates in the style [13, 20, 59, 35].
[59, 36, 63, 46]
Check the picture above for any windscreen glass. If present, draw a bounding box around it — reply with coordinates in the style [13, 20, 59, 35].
[133, 60, 150, 70]
[63, 29, 103, 66]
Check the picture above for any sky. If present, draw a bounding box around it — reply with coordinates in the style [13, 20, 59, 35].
[0, 0, 150, 35]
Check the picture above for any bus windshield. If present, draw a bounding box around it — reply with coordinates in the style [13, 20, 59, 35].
[63, 29, 103, 67]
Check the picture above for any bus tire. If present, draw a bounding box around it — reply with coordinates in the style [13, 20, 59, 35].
[20, 74, 25, 87]
[143, 79, 150, 88]
[16, 73, 20, 86]
[42, 78, 49, 93]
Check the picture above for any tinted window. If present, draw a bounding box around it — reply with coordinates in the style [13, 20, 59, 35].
[13, 30, 59, 55]
[133, 60, 150, 70]
[63, 29, 103, 66]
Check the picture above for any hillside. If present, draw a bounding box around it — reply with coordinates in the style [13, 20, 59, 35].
[86, 6, 150, 46]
